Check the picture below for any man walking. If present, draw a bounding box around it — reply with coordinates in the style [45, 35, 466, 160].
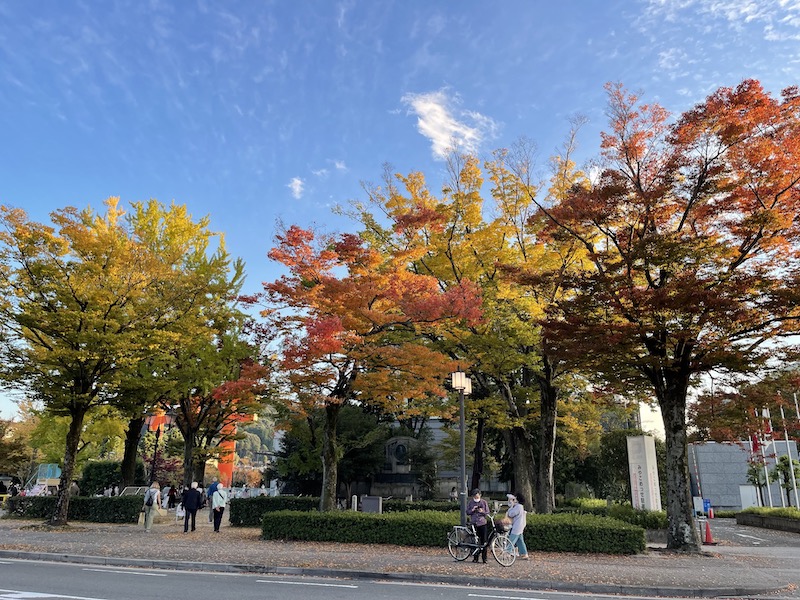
[181, 482, 203, 533]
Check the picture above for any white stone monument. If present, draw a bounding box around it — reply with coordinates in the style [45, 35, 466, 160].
[627, 435, 662, 511]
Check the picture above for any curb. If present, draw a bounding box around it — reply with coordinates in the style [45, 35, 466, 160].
[0, 550, 789, 598]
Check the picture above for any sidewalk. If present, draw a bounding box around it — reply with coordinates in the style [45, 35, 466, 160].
[0, 516, 798, 598]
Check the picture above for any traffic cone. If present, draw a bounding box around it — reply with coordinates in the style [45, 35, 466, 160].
[708, 507, 714, 519]
[703, 520, 717, 545]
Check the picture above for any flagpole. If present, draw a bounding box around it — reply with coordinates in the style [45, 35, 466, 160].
[784, 404, 800, 508]
[759, 408, 774, 508]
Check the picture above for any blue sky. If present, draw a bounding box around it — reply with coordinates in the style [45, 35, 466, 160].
[2, 0, 800, 418]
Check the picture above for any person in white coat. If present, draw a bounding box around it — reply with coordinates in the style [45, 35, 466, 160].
[211, 483, 228, 532]
[506, 492, 530, 560]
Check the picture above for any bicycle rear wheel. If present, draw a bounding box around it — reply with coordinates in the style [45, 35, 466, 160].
[447, 528, 473, 561]
[491, 533, 516, 567]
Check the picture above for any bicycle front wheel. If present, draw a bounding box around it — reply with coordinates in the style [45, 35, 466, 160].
[447, 528, 473, 561]
[491, 533, 516, 567]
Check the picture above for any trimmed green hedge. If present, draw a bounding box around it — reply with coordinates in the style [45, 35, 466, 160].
[230, 496, 460, 527]
[230, 496, 320, 526]
[526, 513, 645, 554]
[5, 495, 143, 523]
[261, 509, 454, 546]
[260, 509, 645, 554]
[556, 503, 667, 529]
[740, 506, 800, 520]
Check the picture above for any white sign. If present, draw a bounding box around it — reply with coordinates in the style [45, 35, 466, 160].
[627, 435, 662, 511]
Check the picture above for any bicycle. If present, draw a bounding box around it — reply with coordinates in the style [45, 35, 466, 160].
[447, 510, 516, 566]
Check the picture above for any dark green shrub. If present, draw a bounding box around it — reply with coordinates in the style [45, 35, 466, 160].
[525, 513, 645, 554]
[261, 509, 454, 546]
[259, 509, 645, 554]
[230, 496, 461, 527]
[556, 502, 667, 530]
[382, 499, 460, 513]
[5, 495, 142, 523]
[229, 495, 319, 526]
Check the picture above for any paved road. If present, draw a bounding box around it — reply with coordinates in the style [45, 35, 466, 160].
[0, 516, 798, 598]
[0, 558, 754, 600]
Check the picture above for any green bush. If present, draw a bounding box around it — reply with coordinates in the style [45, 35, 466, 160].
[382, 499, 460, 513]
[261, 509, 454, 546]
[259, 509, 645, 554]
[556, 502, 667, 529]
[740, 506, 800, 520]
[713, 510, 736, 519]
[229, 495, 319, 526]
[230, 496, 460, 527]
[5, 495, 142, 523]
[526, 513, 645, 554]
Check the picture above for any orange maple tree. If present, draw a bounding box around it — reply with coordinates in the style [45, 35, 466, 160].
[249, 226, 482, 510]
[535, 80, 800, 550]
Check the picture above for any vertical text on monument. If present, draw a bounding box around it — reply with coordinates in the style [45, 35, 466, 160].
[627, 435, 662, 511]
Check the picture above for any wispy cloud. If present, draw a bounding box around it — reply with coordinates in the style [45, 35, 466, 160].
[287, 177, 305, 199]
[401, 89, 499, 160]
[643, 0, 800, 39]
[333, 159, 347, 171]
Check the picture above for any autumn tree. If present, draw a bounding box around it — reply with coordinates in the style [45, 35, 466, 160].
[0, 419, 30, 482]
[156, 320, 268, 487]
[347, 144, 592, 513]
[249, 226, 481, 511]
[114, 200, 247, 487]
[0, 198, 244, 524]
[534, 80, 800, 550]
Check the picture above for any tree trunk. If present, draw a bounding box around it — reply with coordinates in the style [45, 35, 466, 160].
[470, 417, 485, 492]
[120, 416, 144, 488]
[182, 432, 196, 487]
[51, 408, 87, 526]
[536, 377, 558, 514]
[503, 426, 536, 513]
[658, 373, 701, 552]
[320, 402, 342, 511]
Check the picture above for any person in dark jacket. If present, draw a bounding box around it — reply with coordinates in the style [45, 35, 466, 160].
[181, 482, 203, 533]
[466, 488, 490, 563]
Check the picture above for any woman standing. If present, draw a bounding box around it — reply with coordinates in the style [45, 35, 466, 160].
[142, 482, 161, 532]
[466, 488, 490, 563]
[506, 492, 529, 560]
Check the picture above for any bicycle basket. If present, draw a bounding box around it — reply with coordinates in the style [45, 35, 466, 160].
[495, 517, 511, 533]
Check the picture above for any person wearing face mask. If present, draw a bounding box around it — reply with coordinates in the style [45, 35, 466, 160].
[506, 492, 530, 560]
[466, 488, 490, 563]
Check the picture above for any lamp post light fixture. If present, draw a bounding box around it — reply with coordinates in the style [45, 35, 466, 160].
[144, 409, 176, 485]
[451, 370, 472, 527]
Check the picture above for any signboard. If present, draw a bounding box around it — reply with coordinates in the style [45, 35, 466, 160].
[627, 435, 662, 511]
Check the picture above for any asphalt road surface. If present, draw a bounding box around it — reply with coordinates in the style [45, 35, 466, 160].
[0, 558, 700, 600]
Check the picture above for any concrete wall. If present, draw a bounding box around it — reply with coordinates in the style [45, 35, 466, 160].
[689, 440, 799, 510]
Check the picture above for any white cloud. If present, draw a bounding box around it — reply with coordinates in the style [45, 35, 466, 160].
[643, 0, 800, 38]
[333, 159, 347, 171]
[287, 177, 305, 199]
[401, 89, 499, 160]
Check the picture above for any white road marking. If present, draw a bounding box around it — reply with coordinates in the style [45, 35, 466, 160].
[256, 579, 358, 588]
[0, 589, 109, 600]
[82, 568, 167, 577]
[735, 533, 767, 542]
[469, 595, 547, 600]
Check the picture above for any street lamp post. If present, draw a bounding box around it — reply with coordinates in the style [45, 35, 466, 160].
[144, 410, 176, 485]
[451, 371, 472, 527]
